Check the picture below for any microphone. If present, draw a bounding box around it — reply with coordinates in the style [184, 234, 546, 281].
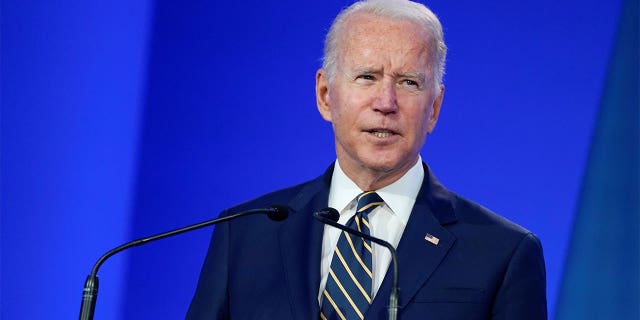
[79, 205, 289, 320]
[314, 207, 399, 320]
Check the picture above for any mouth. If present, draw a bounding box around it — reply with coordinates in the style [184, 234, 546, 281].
[365, 128, 398, 138]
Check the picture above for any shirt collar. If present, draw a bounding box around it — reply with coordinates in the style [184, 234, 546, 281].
[328, 156, 424, 226]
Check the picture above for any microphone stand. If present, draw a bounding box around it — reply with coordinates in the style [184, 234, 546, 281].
[314, 209, 399, 320]
[79, 206, 287, 320]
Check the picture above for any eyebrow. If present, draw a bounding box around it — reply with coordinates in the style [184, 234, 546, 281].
[350, 67, 426, 83]
[351, 67, 383, 76]
[394, 72, 426, 83]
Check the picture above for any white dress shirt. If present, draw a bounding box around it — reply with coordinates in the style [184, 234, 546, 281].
[318, 157, 424, 304]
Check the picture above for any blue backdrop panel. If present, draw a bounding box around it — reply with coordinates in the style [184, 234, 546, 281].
[556, 0, 639, 318]
[1, 1, 152, 319]
[0, 1, 624, 319]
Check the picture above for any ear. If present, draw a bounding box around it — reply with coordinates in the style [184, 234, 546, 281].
[427, 85, 445, 134]
[316, 69, 333, 122]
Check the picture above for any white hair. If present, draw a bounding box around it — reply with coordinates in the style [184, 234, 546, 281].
[322, 0, 447, 90]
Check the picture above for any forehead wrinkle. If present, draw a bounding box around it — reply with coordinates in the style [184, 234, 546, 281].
[345, 46, 430, 72]
[336, 13, 437, 83]
[352, 66, 383, 75]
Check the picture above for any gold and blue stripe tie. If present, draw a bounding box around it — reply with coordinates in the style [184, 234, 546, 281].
[320, 191, 384, 320]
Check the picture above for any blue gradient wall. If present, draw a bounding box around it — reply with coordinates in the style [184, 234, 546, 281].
[2, 1, 153, 319]
[1, 1, 624, 319]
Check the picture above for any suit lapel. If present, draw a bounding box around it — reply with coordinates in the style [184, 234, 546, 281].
[394, 201, 456, 306]
[366, 164, 458, 318]
[279, 166, 333, 318]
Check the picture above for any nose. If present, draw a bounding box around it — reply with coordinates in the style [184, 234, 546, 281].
[372, 80, 398, 114]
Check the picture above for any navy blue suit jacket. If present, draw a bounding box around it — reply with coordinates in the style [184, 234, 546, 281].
[187, 164, 547, 319]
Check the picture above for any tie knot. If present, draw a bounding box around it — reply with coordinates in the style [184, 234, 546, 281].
[356, 191, 384, 215]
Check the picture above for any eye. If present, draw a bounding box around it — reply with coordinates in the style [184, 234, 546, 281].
[402, 79, 419, 87]
[357, 74, 375, 81]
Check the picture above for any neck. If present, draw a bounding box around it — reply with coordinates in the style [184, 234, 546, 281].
[338, 158, 418, 191]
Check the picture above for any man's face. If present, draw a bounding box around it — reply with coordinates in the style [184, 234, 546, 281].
[316, 13, 444, 184]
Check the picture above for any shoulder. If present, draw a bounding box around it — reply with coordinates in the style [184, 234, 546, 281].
[453, 194, 532, 234]
[224, 179, 314, 213]
[224, 164, 334, 215]
[447, 192, 543, 256]
[421, 164, 539, 245]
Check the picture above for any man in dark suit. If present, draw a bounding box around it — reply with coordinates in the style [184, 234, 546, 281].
[187, 0, 547, 319]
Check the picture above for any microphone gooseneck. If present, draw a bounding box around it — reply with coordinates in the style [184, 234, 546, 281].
[314, 207, 400, 320]
[79, 205, 288, 320]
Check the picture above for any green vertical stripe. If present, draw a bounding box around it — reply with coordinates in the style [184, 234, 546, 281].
[556, 0, 639, 318]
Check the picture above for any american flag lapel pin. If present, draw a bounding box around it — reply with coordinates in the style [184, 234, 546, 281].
[424, 233, 440, 246]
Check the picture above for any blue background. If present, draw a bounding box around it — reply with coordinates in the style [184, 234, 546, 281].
[1, 0, 629, 319]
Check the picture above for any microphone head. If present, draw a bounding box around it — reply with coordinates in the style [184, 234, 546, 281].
[318, 207, 340, 222]
[268, 205, 289, 221]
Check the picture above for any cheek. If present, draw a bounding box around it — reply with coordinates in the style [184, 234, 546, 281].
[406, 101, 434, 136]
[328, 92, 358, 123]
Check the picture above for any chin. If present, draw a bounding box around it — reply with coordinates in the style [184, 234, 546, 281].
[359, 156, 405, 173]
[363, 150, 419, 172]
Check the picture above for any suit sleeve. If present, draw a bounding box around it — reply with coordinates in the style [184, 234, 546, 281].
[491, 233, 548, 320]
[186, 218, 230, 320]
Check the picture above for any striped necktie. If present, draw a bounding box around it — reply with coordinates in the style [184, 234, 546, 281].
[321, 191, 384, 320]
